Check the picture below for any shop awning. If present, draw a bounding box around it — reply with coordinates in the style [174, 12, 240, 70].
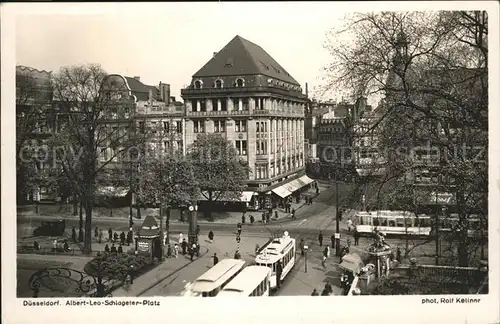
[272, 185, 292, 198]
[198, 191, 256, 202]
[95, 186, 129, 197]
[339, 253, 365, 274]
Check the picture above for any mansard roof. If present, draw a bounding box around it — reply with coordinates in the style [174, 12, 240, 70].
[193, 35, 300, 86]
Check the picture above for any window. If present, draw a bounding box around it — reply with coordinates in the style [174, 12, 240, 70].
[194, 120, 205, 133]
[215, 79, 223, 88]
[236, 140, 247, 155]
[163, 121, 170, 132]
[235, 120, 247, 132]
[214, 120, 225, 133]
[176, 121, 182, 133]
[151, 122, 157, 133]
[194, 80, 203, 89]
[163, 141, 170, 151]
[235, 78, 245, 87]
[261, 122, 265, 132]
[256, 122, 260, 133]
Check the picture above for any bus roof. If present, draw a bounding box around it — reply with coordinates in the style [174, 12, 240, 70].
[356, 210, 417, 218]
[218, 266, 271, 296]
[255, 235, 295, 264]
[189, 259, 245, 293]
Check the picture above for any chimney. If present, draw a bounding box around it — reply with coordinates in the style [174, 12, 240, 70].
[134, 76, 141, 81]
[148, 89, 153, 103]
[213, 52, 218, 58]
[159, 82, 171, 105]
[305, 83, 309, 97]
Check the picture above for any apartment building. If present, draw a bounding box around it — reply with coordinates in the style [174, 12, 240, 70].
[181, 35, 312, 207]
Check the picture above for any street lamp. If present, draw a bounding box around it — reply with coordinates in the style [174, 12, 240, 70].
[188, 204, 198, 245]
[304, 245, 309, 273]
[335, 169, 341, 257]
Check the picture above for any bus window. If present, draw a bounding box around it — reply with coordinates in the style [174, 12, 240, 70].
[420, 218, 431, 227]
[381, 218, 388, 226]
[414, 218, 419, 227]
[396, 218, 405, 227]
[388, 219, 396, 227]
[373, 218, 380, 226]
[405, 218, 413, 227]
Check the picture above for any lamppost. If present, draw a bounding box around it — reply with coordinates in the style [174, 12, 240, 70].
[304, 245, 309, 273]
[335, 170, 341, 257]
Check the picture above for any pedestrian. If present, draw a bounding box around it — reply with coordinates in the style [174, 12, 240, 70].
[127, 231, 132, 246]
[266, 213, 271, 223]
[316, 187, 319, 194]
[322, 255, 327, 270]
[255, 244, 260, 255]
[98, 230, 103, 244]
[113, 232, 118, 243]
[354, 229, 360, 246]
[326, 245, 331, 258]
[63, 240, 70, 252]
[237, 222, 242, 235]
[234, 249, 241, 260]
[323, 246, 328, 259]
[94, 226, 99, 239]
[347, 218, 353, 232]
[241, 214, 246, 225]
[331, 234, 335, 249]
[318, 231, 323, 247]
[311, 289, 319, 296]
[208, 230, 214, 243]
[321, 288, 330, 296]
[118, 244, 123, 253]
[195, 225, 200, 236]
[178, 232, 184, 245]
[120, 231, 126, 245]
[325, 283, 333, 294]
[33, 241, 40, 251]
[274, 210, 278, 219]
[52, 239, 58, 251]
[190, 243, 196, 261]
[299, 239, 305, 256]
[396, 246, 402, 262]
[291, 208, 296, 220]
[166, 243, 172, 258]
[250, 215, 255, 224]
[181, 239, 187, 255]
[104, 244, 110, 253]
[196, 243, 200, 257]
[262, 213, 266, 224]
[213, 253, 219, 266]
[110, 244, 117, 254]
[108, 228, 113, 242]
[173, 244, 179, 258]
[72, 227, 77, 242]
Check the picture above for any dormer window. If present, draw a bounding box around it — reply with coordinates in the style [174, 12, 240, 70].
[235, 78, 245, 87]
[215, 79, 223, 89]
[194, 80, 203, 89]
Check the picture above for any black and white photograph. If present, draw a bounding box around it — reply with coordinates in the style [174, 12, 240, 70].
[2, 2, 499, 324]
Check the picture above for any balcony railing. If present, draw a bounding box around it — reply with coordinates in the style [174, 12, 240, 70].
[181, 85, 307, 99]
[186, 109, 304, 118]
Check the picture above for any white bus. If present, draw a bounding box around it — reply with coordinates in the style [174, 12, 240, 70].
[354, 210, 432, 237]
[255, 231, 296, 289]
[217, 266, 271, 297]
[180, 259, 246, 297]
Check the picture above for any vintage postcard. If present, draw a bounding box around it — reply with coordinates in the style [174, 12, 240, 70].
[2, 2, 499, 324]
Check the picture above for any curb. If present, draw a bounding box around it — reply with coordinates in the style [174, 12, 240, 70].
[135, 246, 210, 297]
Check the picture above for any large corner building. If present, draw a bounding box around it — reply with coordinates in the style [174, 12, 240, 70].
[181, 35, 313, 208]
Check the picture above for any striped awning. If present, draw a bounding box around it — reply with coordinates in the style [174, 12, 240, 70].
[272, 185, 292, 198]
[198, 191, 256, 202]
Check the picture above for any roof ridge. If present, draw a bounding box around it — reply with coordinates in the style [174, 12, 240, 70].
[237, 36, 264, 79]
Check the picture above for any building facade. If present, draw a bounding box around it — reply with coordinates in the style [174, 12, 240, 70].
[181, 35, 311, 206]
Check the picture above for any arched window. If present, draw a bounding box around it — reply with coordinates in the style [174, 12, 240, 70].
[194, 80, 203, 89]
[215, 79, 223, 89]
[235, 78, 245, 87]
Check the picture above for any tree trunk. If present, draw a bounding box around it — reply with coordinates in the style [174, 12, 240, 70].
[84, 197, 93, 254]
[136, 206, 141, 219]
[73, 200, 78, 216]
[165, 208, 170, 244]
[78, 202, 84, 242]
[207, 191, 213, 221]
[456, 188, 468, 267]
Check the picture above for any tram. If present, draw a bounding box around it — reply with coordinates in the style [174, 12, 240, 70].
[254, 231, 296, 289]
[217, 266, 271, 297]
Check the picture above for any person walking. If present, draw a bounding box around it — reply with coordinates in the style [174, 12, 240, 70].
[274, 210, 278, 219]
[108, 228, 113, 242]
[241, 214, 246, 225]
[326, 245, 331, 258]
[208, 230, 214, 243]
[127, 231, 132, 246]
[318, 231, 323, 247]
[249, 215, 255, 224]
[98, 230, 103, 244]
[261, 212, 266, 224]
[213, 253, 219, 266]
[347, 218, 353, 232]
[120, 231, 126, 246]
[190, 243, 196, 261]
[104, 244, 110, 253]
[311, 289, 319, 296]
[354, 228, 360, 246]
[299, 239, 305, 256]
[94, 227, 99, 239]
[178, 233, 184, 245]
[117, 244, 123, 254]
[181, 239, 187, 255]
[113, 232, 118, 243]
[325, 283, 333, 294]
[322, 255, 327, 270]
[195, 242, 200, 257]
[72, 226, 77, 243]
[316, 187, 319, 195]
[321, 288, 330, 296]
[291, 208, 296, 220]
[110, 244, 117, 254]
[266, 212, 271, 223]
[330, 234, 335, 249]
[237, 223, 242, 236]
[323, 246, 328, 259]
[173, 244, 179, 258]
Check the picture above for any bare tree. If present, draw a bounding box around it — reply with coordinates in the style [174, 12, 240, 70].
[323, 11, 487, 268]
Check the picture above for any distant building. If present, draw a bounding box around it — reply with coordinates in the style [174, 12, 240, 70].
[181, 35, 311, 208]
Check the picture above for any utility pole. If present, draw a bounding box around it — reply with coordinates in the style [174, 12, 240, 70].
[335, 170, 341, 256]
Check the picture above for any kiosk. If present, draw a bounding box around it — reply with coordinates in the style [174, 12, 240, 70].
[135, 215, 162, 260]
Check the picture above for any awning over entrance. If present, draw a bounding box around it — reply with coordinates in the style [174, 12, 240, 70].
[272, 186, 292, 198]
[198, 191, 256, 202]
[95, 186, 129, 197]
[339, 253, 365, 274]
[271, 175, 315, 198]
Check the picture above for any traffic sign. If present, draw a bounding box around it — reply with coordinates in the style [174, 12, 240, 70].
[334, 233, 340, 239]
